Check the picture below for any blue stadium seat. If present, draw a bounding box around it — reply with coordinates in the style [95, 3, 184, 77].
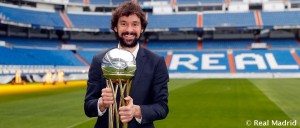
[67, 13, 111, 29]
[138, 0, 151, 4]
[0, 47, 42, 65]
[296, 50, 300, 57]
[14, 48, 85, 66]
[0, 5, 65, 27]
[203, 12, 256, 27]
[261, 11, 300, 26]
[90, 0, 110, 5]
[147, 14, 197, 29]
[77, 50, 103, 63]
[69, 0, 110, 5]
[112, 0, 128, 5]
[69, 0, 83, 4]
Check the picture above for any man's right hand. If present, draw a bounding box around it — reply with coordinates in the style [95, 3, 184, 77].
[99, 88, 114, 112]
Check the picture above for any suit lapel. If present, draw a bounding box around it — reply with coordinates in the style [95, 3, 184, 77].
[130, 47, 146, 97]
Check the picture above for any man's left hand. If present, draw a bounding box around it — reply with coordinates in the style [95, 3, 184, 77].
[119, 96, 141, 123]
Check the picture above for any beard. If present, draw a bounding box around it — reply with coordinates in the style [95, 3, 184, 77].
[116, 32, 141, 48]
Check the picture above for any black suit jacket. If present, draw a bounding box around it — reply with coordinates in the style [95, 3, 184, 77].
[84, 46, 169, 128]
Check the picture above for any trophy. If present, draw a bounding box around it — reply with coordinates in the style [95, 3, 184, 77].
[101, 48, 136, 128]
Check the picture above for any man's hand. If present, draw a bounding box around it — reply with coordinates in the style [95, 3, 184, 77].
[119, 96, 142, 123]
[99, 88, 114, 112]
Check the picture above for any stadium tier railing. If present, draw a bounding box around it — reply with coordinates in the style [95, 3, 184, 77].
[202, 39, 254, 49]
[0, 36, 62, 48]
[169, 72, 300, 78]
[0, 65, 89, 84]
[146, 40, 198, 50]
[0, 65, 89, 75]
[260, 38, 300, 49]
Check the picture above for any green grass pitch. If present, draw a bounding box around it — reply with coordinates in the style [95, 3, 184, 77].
[0, 79, 299, 128]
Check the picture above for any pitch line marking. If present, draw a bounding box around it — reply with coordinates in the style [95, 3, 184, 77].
[65, 118, 94, 128]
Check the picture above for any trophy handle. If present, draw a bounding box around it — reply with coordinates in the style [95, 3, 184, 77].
[106, 79, 120, 128]
[106, 78, 133, 128]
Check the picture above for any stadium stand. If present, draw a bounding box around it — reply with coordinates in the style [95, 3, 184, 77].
[1, 0, 300, 84]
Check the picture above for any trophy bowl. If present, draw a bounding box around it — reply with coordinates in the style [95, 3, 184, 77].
[101, 48, 136, 80]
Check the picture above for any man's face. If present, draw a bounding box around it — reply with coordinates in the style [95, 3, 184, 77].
[114, 14, 143, 48]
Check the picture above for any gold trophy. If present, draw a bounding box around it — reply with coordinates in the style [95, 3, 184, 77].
[101, 48, 136, 128]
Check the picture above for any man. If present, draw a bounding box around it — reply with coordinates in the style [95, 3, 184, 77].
[84, 1, 169, 128]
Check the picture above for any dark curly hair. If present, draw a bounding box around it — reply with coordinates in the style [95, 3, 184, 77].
[111, 1, 148, 32]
